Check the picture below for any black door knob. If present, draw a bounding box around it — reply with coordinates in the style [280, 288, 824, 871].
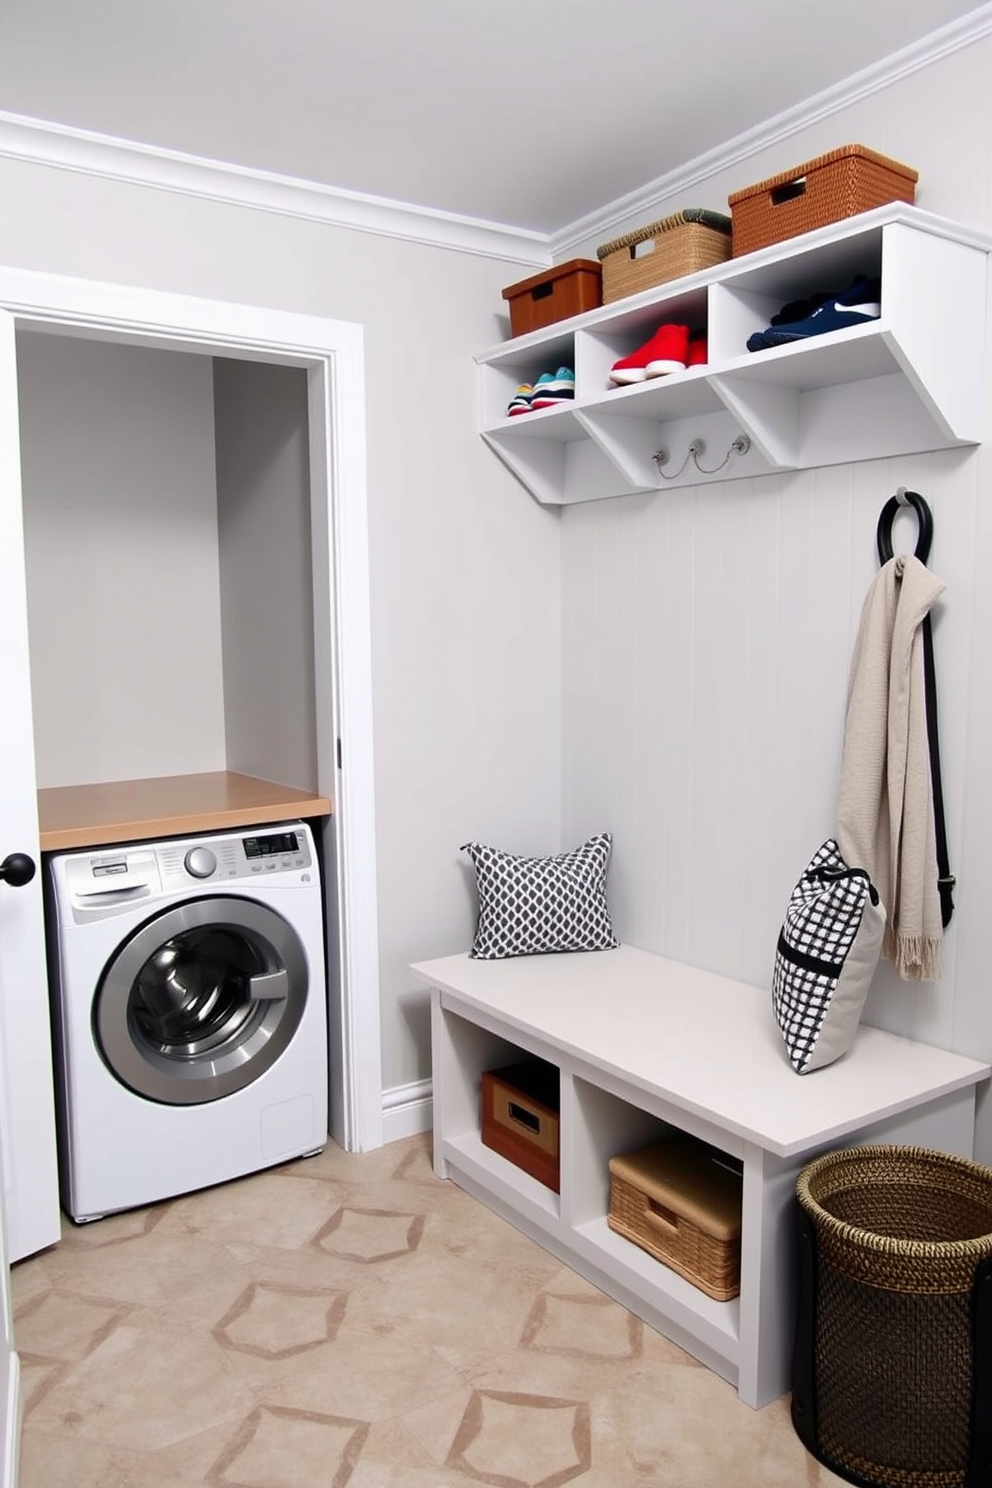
[0, 853, 36, 888]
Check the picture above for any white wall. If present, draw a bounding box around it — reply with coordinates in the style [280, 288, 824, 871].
[213, 357, 318, 793]
[0, 165, 563, 1096]
[17, 333, 226, 786]
[561, 36, 992, 1159]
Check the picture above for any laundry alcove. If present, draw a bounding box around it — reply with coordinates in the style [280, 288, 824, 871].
[0, 271, 381, 1264]
[18, 334, 321, 801]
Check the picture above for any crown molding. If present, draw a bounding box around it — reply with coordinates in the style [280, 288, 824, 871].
[551, 1, 992, 257]
[0, 111, 552, 269]
[3, 3, 990, 272]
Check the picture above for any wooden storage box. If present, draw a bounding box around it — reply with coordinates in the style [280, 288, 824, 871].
[501, 260, 602, 338]
[481, 1058, 560, 1192]
[608, 1135, 743, 1300]
[728, 144, 918, 258]
[597, 209, 732, 304]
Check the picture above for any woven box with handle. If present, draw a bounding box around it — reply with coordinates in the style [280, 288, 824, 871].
[597, 208, 732, 304]
[608, 1134, 743, 1300]
[728, 144, 918, 258]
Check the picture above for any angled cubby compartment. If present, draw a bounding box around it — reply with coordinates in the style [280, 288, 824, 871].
[478, 324, 577, 426]
[709, 335, 932, 471]
[705, 222, 883, 363]
[873, 217, 986, 444]
[578, 376, 773, 489]
[483, 407, 647, 507]
[478, 205, 991, 505]
[708, 214, 987, 470]
[577, 282, 709, 396]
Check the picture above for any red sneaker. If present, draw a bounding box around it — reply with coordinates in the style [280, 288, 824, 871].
[610, 323, 689, 385]
[686, 333, 708, 368]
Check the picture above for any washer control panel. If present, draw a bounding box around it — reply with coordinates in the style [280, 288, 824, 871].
[157, 825, 314, 886]
[59, 822, 316, 918]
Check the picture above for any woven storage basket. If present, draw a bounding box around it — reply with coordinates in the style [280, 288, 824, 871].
[608, 1136, 742, 1301]
[793, 1144, 992, 1488]
[728, 144, 918, 258]
[596, 209, 732, 304]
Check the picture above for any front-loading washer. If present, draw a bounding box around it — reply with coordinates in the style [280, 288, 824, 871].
[46, 820, 328, 1222]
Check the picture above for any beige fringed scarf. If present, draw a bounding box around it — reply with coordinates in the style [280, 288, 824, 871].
[835, 554, 945, 981]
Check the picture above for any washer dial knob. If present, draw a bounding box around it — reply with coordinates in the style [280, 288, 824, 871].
[184, 846, 217, 879]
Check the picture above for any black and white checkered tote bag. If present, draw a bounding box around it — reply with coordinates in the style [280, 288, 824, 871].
[772, 839, 886, 1074]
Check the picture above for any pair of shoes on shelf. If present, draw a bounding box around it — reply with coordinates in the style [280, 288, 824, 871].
[745, 291, 832, 352]
[609, 325, 706, 386]
[746, 275, 881, 353]
[506, 366, 575, 416]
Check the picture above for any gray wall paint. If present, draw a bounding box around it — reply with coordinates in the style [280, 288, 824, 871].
[17, 333, 226, 786]
[213, 357, 317, 792]
[14, 31, 987, 1133]
[0, 168, 563, 1093]
[561, 36, 992, 1161]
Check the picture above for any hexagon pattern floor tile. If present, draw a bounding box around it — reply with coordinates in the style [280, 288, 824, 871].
[11, 1133, 846, 1487]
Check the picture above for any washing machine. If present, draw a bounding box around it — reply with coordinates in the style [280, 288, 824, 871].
[46, 820, 328, 1222]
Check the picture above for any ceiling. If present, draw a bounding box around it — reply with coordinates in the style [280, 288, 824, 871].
[0, 0, 987, 237]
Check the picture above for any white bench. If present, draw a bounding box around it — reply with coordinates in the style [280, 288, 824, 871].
[410, 944, 991, 1409]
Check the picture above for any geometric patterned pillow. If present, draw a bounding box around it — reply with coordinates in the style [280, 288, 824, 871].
[461, 833, 620, 960]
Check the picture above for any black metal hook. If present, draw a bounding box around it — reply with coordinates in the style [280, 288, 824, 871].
[876, 488, 933, 565]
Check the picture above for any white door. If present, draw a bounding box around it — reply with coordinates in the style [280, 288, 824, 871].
[0, 1133, 20, 1488]
[0, 311, 62, 1265]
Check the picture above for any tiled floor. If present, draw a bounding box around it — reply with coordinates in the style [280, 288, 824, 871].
[11, 1134, 843, 1487]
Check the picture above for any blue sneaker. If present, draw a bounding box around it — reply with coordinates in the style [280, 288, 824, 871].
[747, 291, 836, 352]
[531, 367, 575, 409]
[762, 276, 882, 346]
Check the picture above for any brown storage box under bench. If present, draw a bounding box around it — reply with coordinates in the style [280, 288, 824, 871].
[481, 1058, 560, 1192]
[728, 143, 918, 258]
[608, 1134, 743, 1300]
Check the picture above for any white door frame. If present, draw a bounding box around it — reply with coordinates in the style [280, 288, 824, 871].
[0, 264, 383, 1155]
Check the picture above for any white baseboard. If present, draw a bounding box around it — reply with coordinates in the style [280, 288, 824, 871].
[381, 1079, 433, 1144]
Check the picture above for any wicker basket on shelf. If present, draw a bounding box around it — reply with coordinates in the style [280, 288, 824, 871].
[728, 144, 918, 257]
[596, 209, 732, 304]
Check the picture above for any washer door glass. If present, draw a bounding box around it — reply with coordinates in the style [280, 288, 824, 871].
[94, 897, 310, 1105]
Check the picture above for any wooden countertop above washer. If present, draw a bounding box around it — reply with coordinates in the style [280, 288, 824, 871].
[37, 771, 333, 851]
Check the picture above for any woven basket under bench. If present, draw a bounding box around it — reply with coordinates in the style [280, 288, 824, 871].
[596, 208, 732, 304]
[608, 1134, 743, 1301]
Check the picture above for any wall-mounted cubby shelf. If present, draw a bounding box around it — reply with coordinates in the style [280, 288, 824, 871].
[477, 205, 991, 505]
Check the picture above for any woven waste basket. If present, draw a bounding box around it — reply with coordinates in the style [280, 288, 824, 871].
[793, 1145, 992, 1488]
